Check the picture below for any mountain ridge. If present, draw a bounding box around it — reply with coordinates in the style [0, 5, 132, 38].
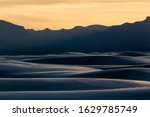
[0, 17, 150, 55]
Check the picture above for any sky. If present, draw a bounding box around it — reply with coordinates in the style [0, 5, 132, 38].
[0, 0, 150, 30]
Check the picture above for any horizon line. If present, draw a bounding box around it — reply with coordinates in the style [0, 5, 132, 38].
[0, 16, 149, 31]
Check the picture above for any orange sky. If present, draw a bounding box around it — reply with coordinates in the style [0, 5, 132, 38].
[0, 0, 150, 30]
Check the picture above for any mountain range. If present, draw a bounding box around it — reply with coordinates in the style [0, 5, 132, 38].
[0, 17, 150, 55]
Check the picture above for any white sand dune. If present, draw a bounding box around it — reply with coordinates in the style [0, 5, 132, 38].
[0, 58, 97, 78]
[0, 87, 150, 100]
[0, 77, 149, 99]
[0, 52, 150, 99]
[0, 78, 149, 91]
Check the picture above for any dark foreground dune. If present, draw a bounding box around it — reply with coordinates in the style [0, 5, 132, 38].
[0, 51, 150, 100]
[1, 87, 150, 100]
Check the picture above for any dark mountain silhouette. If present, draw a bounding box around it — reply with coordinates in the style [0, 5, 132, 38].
[27, 25, 108, 43]
[0, 20, 39, 54]
[0, 17, 150, 55]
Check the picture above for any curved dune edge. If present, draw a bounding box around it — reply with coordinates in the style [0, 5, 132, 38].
[0, 79, 150, 100]
[0, 78, 149, 91]
[0, 52, 149, 99]
[0, 87, 150, 100]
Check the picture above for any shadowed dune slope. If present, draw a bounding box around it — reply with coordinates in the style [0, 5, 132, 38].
[0, 52, 150, 99]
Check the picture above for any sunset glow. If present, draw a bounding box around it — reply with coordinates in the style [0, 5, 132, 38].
[0, 0, 150, 30]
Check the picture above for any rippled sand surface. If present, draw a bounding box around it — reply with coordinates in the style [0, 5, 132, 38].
[0, 51, 150, 99]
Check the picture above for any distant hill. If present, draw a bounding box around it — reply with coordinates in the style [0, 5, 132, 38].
[27, 25, 108, 44]
[0, 17, 150, 55]
[0, 20, 36, 54]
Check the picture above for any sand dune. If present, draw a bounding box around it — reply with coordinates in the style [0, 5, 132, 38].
[74, 68, 150, 81]
[0, 87, 150, 100]
[27, 55, 147, 65]
[0, 58, 96, 78]
[0, 78, 149, 91]
[0, 52, 150, 99]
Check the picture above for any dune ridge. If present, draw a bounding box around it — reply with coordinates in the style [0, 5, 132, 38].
[0, 52, 150, 99]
